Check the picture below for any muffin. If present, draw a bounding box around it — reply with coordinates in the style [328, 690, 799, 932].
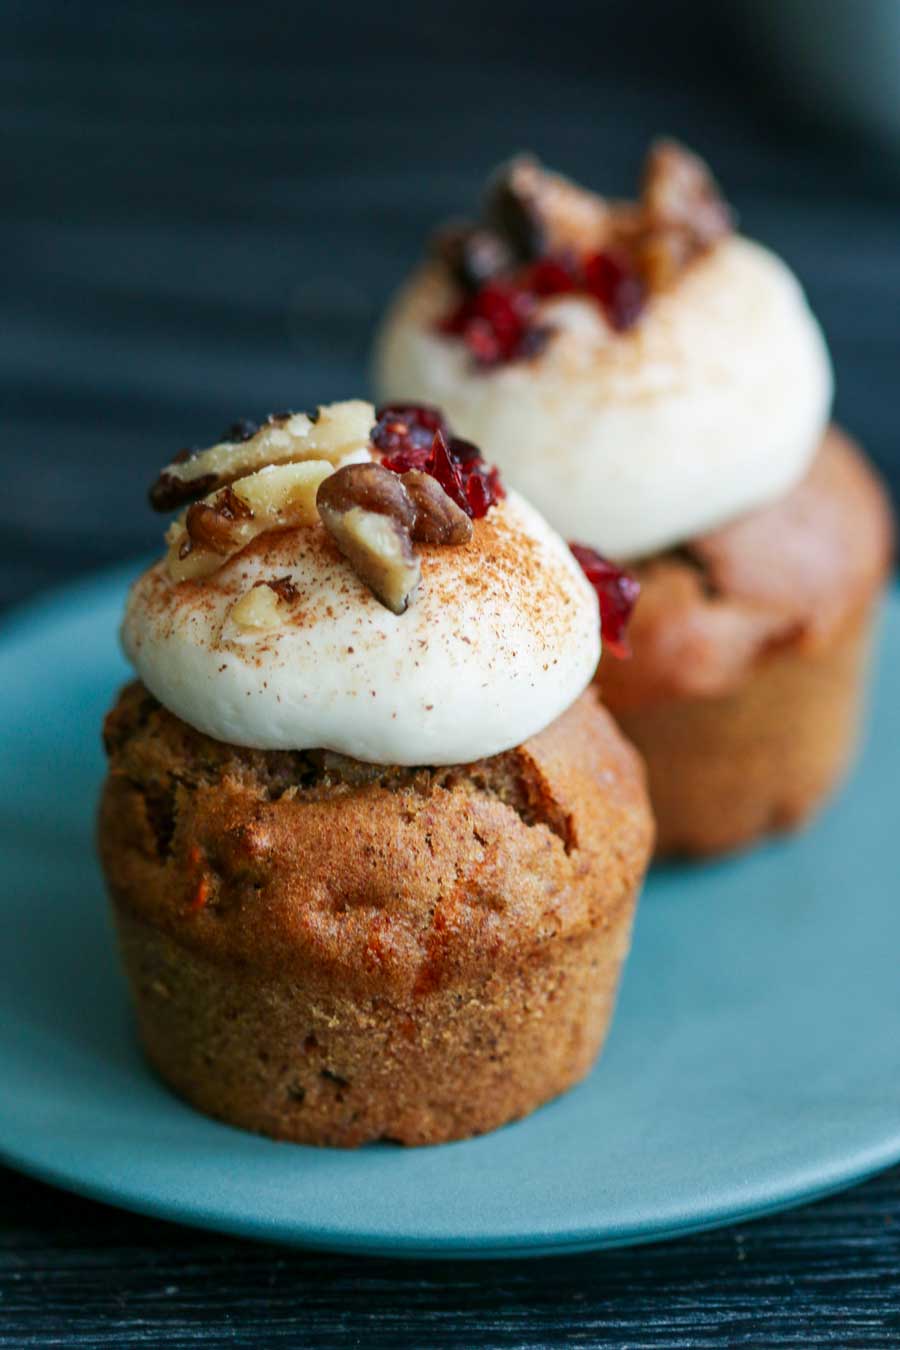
[99, 400, 653, 1145]
[373, 143, 894, 855]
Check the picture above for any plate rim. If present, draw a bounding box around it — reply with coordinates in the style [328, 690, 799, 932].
[2, 1125, 899, 1259]
[1, 563, 898, 1259]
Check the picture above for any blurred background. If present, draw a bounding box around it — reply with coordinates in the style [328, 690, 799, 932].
[3, 0, 899, 612]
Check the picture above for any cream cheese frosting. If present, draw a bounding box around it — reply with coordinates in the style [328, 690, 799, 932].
[373, 236, 834, 560]
[122, 488, 600, 764]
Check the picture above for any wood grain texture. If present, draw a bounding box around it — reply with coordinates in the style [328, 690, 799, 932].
[2, 1, 899, 1344]
[2, 0, 899, 617]
[2, 1165, 900, 1348]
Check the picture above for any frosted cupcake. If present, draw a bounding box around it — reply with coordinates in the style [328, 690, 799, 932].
[374, 144, 894, 855]
[99, 401, 653, 1145]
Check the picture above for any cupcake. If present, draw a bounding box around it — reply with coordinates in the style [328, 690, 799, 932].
[99, 400, 653, 1146]
[373, 143, 894, 856]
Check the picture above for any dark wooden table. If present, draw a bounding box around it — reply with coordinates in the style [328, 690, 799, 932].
[2, 1164, 899, 1348]
[3, 3, 899, 1344]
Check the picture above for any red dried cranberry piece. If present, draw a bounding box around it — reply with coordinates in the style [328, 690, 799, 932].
[438, 299, 473, 337]
[440, 282, 537, 368]
[441, 437, 505, 517]
[582, 251, 646, 331]
[447, 437, 481, 465]
[464, 461, 505, 517]
[473, 282, 527, 335]
[485, 464, 505, 501]
[570, 544, 640, 659]
[447, 440, 506, 517]
[380, 443, 433, 474]
[427, 430, 469, 513]
[464, 318, 505, 366]
[471, 283, 531, 364]
[437, 227, 649, 367]
[372, 403, 447, 455]
[522, 256, 578, 296]
[378, 419, 504, 520]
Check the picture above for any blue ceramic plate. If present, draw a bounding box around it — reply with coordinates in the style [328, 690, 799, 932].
[1, 565, 898, 1259]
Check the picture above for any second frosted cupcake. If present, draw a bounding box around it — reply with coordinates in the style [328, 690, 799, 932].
[374, 143, 894, 855]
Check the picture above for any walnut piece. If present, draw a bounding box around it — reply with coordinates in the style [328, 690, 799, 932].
[230, 583, 284, 631]
[230, 577, 299, 631]
[635, 227, 697, 290]
[265, 575, 299, 603]
[484, 156, 611, 261]
[402, 470, 473, 545]
[641, 139, 732, 249]
[166, 460, 333, 582]
[317, 460, 416, 528]
[150, 400, 374, 511]
[317, 464, 421, 614]
[184, 486, 251, 555]
[321, 507, 420, 615]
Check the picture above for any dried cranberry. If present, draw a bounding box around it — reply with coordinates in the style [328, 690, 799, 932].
[372, 403, 447, 456]
[439, 280, 537, 368]
[427, 431, 469, 513]
[522, 256, 578, 295]
[570, 544, 640, 659]
[379, 443, 433, 474]
[582, 251, 646, 331]
[374, 415, 504, 519]
[464, 318, 504, 366]
[437, 300, 472, 337]
[446, 437, 481, 465]
[436, 238, 647, 367]
[471, 284, 531, 364]
[446, 440, 505, 513]
[464, 460, 505, 516]
[473, 282, 527, 336]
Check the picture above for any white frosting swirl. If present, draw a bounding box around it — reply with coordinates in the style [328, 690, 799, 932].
[373, 237, 833, 559]
[122, 491, 600, 764]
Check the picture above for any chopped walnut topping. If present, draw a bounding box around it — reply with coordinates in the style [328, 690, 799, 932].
[635, 142, 731, 289]
[156, 402, 480, 606]
[634, 226, 697, 290]
[184, 486, 252, 555]
[230, 584, 284, 631]
[317, 464, 420, 614]
[264, 575, 299, 604]
[316, 461, 475, 611]
[484, 156, 612, 262]
[150, 399, 374, 511]
[401, 470, 473, 546]
[641, 139, 732, 248]
[317, 461, 418, 615]
[316, 460, 416, 529]
[166, 460, 333, 582]
[230, 576, 299, 631]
